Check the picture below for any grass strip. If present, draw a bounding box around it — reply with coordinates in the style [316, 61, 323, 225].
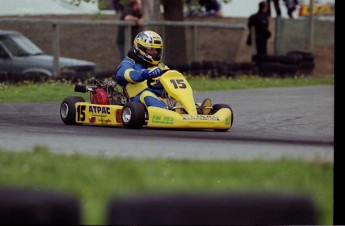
[0, 75, 333, 103]
[0, 146, 333, 224]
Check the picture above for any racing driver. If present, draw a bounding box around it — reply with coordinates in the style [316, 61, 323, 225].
[115, 30, 212, 114]
[115, 30, 169, 109]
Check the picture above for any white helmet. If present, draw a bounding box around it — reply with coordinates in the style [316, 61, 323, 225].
[133, 30, 163, 66]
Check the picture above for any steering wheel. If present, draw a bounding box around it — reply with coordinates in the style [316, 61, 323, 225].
[146, 69, 169, 90]
[147, 76, 162, 90]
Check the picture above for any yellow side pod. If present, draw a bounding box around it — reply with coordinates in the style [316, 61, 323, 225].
[75, 103, 123, 126]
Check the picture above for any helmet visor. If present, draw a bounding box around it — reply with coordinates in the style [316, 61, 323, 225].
[146, 47, 162, 60]
[138, 44, 162, 61]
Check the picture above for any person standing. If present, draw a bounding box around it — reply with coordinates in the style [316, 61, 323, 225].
[284, 0, 299, 19]
[111, 0, 123, 14]
[198, 0, 223, 17]
[116, 0, 144, 61]
[266, 0, 282, 17]
[247, 1, 271, 55]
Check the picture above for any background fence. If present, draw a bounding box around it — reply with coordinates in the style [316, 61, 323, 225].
[0, 17, 246, 74]
[275, 17, 334, 55]
[0, 15, 334, 76]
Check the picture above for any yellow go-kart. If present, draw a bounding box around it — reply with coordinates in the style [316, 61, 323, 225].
[60, 70, 233, 132]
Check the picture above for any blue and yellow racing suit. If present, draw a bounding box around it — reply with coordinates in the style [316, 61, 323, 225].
[116, 55, 169, 108]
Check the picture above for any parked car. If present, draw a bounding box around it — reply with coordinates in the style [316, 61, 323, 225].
[0, 30, 96, 82]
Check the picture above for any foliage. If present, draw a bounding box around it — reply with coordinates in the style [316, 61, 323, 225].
[68, 0, 232, 8]
[67, 0, 97, 6]
[186, 0, 232, 5]
[97, 0, 107, 10]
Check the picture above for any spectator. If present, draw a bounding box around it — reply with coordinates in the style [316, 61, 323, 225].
[199, 0, 223, 17]
[266, 0, 281, 17]
[247, 1, 271, 55]
[284, 0, 299, 18]
[112, 0, 124, 14]
[185, 0, 193, 16]
[116, 0, 144, 61]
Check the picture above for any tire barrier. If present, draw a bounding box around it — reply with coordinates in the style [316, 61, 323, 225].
[252, 54, 281, 63]
[286, 51, 315, 75]
[256, 62, 282, 77]
[251, 50, 315, 76]
[169, 51, 313, 78]
[287, 50, 315, 62]
[93, 70, 115, 80]
[0, 188, 318, 225]
[0, 187, 81, 224]
[59, 71, 95, 82]
[0, 70, 114, 83]
[0, 50, 315, 82]
[107, 193, 317, 225]
[0, 72, 10, 82]
[299, 62, 316, 75]
[0, 72, 48, 83]
[173, 61, 258, 78]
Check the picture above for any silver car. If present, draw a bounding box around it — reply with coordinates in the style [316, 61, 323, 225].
[0, 30, 96, 81]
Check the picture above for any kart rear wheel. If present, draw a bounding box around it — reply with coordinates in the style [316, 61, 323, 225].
[212, 104, 234, 132]
[121, 102, 146, 129]
[60, 96, 85, 125]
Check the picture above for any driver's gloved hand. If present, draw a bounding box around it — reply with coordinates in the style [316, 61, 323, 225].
[148, 67, 163, 78]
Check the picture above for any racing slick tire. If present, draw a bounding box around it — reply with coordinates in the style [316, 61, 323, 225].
[60, 96, 86, 125]
[212, 104, 234, 132]
[121, 102, 146, 129]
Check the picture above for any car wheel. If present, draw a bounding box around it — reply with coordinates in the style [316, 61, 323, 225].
[212, 104, 234, 132]
[60, 96, 85, 125]
[121, 102, 146, 129]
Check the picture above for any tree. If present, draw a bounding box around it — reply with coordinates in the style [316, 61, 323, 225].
[67, 0, 97, 6]
[161, 0, 187, 66]
[142, 0, 162, 21]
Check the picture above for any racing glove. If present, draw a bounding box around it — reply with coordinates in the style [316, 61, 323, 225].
[148, 67, 163, 78]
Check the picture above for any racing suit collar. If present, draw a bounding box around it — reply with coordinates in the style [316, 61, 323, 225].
[128, 49, 154, 68]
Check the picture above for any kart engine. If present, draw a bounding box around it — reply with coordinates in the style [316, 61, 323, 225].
[110, 91, 128, 105]
[91, 88, 110, 105]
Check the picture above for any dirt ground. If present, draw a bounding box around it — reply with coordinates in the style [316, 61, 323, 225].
[0, 14, 334, 76]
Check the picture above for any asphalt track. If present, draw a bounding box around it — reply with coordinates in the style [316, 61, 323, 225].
[0, 86, 334, 162]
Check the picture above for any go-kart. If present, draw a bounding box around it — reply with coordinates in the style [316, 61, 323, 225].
[60, 70, 234, 131]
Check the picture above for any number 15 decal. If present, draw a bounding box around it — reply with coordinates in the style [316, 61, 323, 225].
[77, 105, 86, 121]
[170, 79, 186, 89]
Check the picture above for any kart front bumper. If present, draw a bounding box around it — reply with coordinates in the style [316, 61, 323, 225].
[146, 106, 232, 130]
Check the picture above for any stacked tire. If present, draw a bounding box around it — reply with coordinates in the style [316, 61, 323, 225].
[169, 51, 315, 78]
[172, 61, 258, 78]
[252, 51, 315, 77]
[286, 51, 315, 76]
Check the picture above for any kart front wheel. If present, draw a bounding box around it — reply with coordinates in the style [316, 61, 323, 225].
[212, 104, 234, 132]
[121, 102, 146, 129]
[60, 96, 85, 125]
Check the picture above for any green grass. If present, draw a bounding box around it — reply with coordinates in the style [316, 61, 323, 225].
[0, 75, 334, 103]
[188, 74, 334, 91]
[0, 147, 333, 225]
